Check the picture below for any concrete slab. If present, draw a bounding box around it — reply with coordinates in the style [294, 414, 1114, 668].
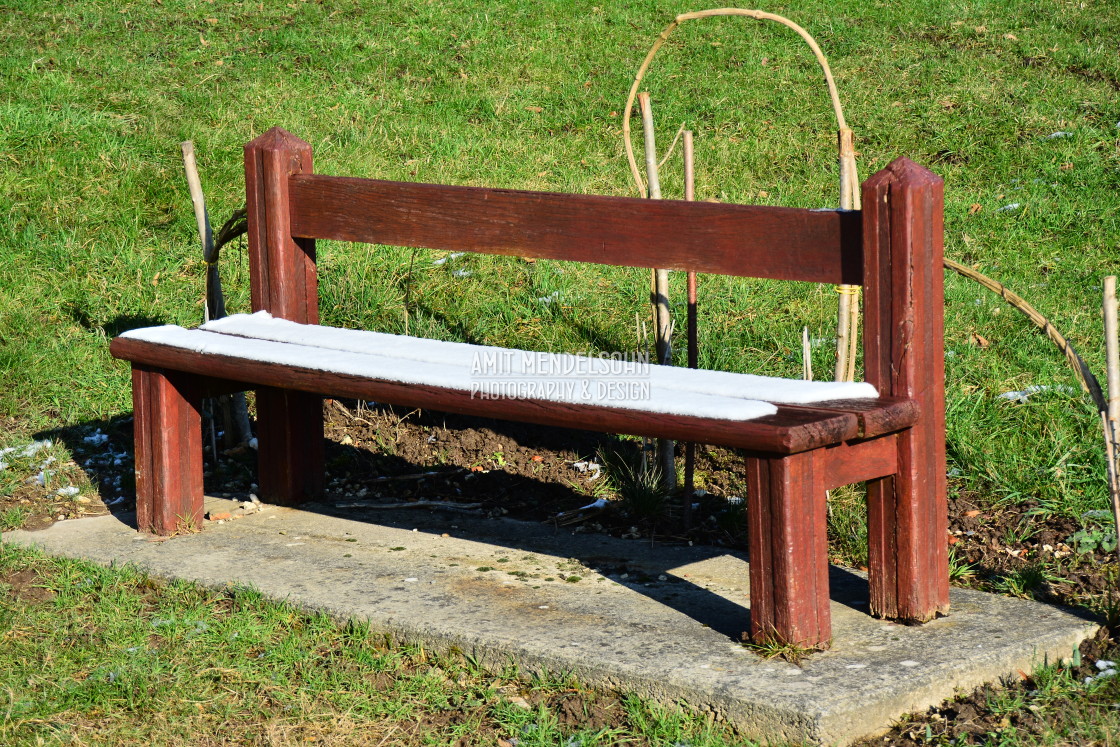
[4, 498, 1097, 745]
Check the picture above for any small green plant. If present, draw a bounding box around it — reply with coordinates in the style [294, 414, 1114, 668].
[1067, 527, 1118, 555]
[597, 442, 668, 521]
[0, 507, 28, 532]
[948, 545, 976, 582]
[994, 563, 1052, 599]
[491, 450, 506, 467]
[742, 632, 824, 665]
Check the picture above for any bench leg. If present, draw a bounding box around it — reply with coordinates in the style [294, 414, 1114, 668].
[745, 451, 830, 649]
[255, 387, 324, 506]
[131, 365, 204, 535]
[867, 429, 950, 623]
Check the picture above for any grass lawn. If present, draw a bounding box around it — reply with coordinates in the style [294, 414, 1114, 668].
[2, 0, 1120, 743]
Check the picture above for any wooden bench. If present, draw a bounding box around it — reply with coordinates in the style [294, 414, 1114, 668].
[110, 127, 949, 648]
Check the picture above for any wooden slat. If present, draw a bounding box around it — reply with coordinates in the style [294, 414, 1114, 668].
[287, 174, 864, 285]
[786, 397, 918, 439]
[814, 435, 899, 491]
[111, 336, 863, 454]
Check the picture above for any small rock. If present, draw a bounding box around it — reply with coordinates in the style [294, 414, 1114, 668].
[508, 696, 531, 709]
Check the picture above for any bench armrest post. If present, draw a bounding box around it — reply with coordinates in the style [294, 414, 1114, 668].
[861, 158, 950, 622]
[244, 128, 324, 505]
[244, 127, 319, 322]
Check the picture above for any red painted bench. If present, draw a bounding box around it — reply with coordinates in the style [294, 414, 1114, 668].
[110, 127, 949, 648]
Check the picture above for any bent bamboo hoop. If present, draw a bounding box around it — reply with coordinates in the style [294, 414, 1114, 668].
[622, 8, 861, 381]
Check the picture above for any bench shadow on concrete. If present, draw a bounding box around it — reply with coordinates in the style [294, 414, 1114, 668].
[40, 410, 943, 643]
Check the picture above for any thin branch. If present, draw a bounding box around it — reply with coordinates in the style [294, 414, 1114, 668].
[656, 122, 688, 169]
[945, 258, 1105, 409]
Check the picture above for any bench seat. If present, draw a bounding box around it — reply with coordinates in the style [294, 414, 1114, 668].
[111, 312, 913, 454]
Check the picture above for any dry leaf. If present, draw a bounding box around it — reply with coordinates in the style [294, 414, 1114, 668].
[974, 25, 987, 33]
[947, 534, 960, 545]
[199, 34, 209, 46]
[1061, 162, 1073, 171]
[969, 332, 990, 348]
[530, 455, 544, 462]
[964, 509, 982, 517]
[1004, 33, 1018, 40]
[205, 17, 218, 24]
[525, 106, 543, 113]
[969, 203, 982, 214]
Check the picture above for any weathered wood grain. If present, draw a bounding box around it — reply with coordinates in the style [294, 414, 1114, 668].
[111, 336, 863, 454]
[287, 174, 864, 285]
[244, 129, 325, 506]
[746, 451, 831, 649]
[245, 128, 318, 323]
[863, 158, 950, 623]
[131, 365, 203, 535]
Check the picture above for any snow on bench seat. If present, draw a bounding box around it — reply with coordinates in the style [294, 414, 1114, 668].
[119, 311, 876, 423]
[201, 312, 878, 405]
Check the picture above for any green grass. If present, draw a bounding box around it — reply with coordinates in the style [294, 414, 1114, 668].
[2, 0, 1120, 742]
[0, 543, 745, 746]
[2, 0, 1117, 524]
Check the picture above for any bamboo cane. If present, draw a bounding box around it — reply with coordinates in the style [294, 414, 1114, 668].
[683, 130, 697, 527]
[1104, 276, 1120, 564]
[638, 92, 676, 492]
[182, 142, 223, 323]
[834, 127, 861, 382]
[622, 9, 861, 382]
[180, 141, 252, 448]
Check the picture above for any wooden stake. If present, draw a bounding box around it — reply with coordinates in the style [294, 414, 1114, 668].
[683, 130, 697, 527]
[834, 127, 860, 382]
[802, 326, 813, 381]
[180, 141, 251, 447]
[182, 142, 224, 323]
[1104, 276, 1120, 564]
[638, 92, 675, 492]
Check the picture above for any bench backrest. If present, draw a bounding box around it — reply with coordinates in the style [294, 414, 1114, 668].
[242, 127, 944, 416]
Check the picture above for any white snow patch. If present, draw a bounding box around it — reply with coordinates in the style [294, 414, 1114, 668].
[998, 384, 1076, 403]
[56, 486, 80, 497]
[84, 430, 109, 446]
[1, 440, 51, 459]
[193, 312, 878, 406]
